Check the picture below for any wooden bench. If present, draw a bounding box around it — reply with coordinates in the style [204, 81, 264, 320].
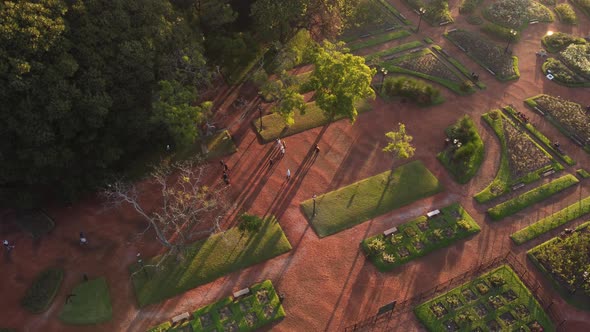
[359, 34, 371, 38]
[385, 26, 397, 31]
[571, 135, 585, 147]
[233, 287, 251, 299]
[512, 183, 525, 191]
[426, 210, 441, 219]
[383, 227, 398, 237]
[439, 21, 451, 26]
[534, 107, 545, 116]
[542, 169, 555, 177]
[171, 312, 190, 324]
[486, 68, 496, 76]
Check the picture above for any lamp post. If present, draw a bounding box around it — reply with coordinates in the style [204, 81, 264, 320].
[380, 68, 388, 92]
[416, 7, 426, 32]
[312, 194, 317, 216]
[504, 29, 517, 54]
[258, 105, 263, 131]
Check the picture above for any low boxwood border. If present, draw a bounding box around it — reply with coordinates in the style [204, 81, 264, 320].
[21, 268, 64, 313]
[577, 169, 590, 179]
[347, 29, 411, 51]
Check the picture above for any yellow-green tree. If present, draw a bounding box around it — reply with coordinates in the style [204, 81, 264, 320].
[383, 123, 416, 160]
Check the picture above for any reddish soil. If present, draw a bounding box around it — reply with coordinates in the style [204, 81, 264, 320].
[2, 1, 590, 331]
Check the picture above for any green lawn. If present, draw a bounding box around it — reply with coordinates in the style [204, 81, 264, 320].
[487, 174, 580, 221]
[347, 29, 411, 51]
[364, 41, 424, 62]
[414, 265, 555, 331]
[362, 203, 480, 271]
[148, 280, 285, 332]
[21, 268, 64, 313]
[527, 221, 590, 310]
[131, 217, 292, 307]
[511, 194, 590, 245]
[59, 277, 112, 325]
[301, 160, 443, 237]
[437, 115, 485, 184]
[253, 100, 372, 143]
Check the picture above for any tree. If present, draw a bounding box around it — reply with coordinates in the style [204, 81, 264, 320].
[103, 160, 231, 254]
[383, 123, 416, 160]
[309, 41, 375, 122]
[258, 72, 306, 126]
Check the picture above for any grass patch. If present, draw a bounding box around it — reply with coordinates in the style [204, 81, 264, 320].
[381, 75, 444, 106]
[21, 268, 64, 313]
[437, 115, 485, 184]
[59, 277, 112, 325]
[364, 41, 424, 62]
[527, 221, 590, 310]
[511, 194, 590, 245]
[361, 203, 480, 271]
[577, 169, 590, 179]
[347, 29, 411, 51]
[14, 210, 55, 239]
[487, 174, 579, 221]
[205, 130, 238, 160]
[131, 217, 292, 307]
[253, 100, 372, 143]
[301, 160, 443, 237]
[414, 265, 554, 331]
[147, 280, 285, 332]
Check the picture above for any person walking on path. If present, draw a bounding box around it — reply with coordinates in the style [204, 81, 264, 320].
[3, 239, 14, 253]
[220, 160, 230, 172]
[286, 168, 291, 181]
[79, 232, 88, 246]
[269, 158, 274, 167]
[282, 139, 287, 150]
[314, 144, 320, 154]
[280, 145, 286, 156]
[222, 171, 230, 185]
[276, 138, 282, 150]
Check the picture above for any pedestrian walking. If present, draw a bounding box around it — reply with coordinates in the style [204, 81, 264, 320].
[314, 144, 320, 154]
[282, 139, 287, 150]
[220, 160, 230, 172]
[3, 239, 14, 253]
[222, 172, 230, 185]
[269, 158, 274, 167]
[286, 168, 291, 181]
[280, 146, 286, 156]
[79, 232, 88, 246]
[276, 138, 282, 150]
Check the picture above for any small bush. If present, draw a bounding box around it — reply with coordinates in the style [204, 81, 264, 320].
[577, 169, 590, 179]
[238, 214, 264, 234]
[367, 238, 386, 255]
[21, 268, 64, 313]
[555, 4, 577, 24]
[382, 76, 441, 106]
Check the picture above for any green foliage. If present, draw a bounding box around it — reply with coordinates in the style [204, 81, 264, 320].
[404, 0, 453, 25]
[21, 268, 64, 313]
[555, 3, 577, 24]
[459, 0, 483, 14]
[542, 58, 589, 85]
[570, 0, 590, 18]
[383, 123, 416, 160]
[577, 169, 590, 179]
[310, 41, 376, 122]
[364, 41, 424, 62]
[367, 237, 387, 256]
[59, 277, 112, 324]
[346, 30, 411, 51]
[382, 76, 441, 106]
[238, 214, 264, 234]
[512, 195, 590, 244]
[542, 32, 587, 53]
[480, 23, 521, 42]
[437, 115, 485, 184]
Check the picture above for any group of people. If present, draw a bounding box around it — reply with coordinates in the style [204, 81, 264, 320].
[4, 231, 88, 256]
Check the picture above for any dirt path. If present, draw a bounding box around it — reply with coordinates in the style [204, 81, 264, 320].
[2, 1, 590, 331]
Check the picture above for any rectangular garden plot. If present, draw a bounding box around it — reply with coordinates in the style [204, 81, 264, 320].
[525, 94, 590, 153]
[301, 160, 443, 238]
[147, 280, 285, 332]
[340, 0, 408, 42]
[445, 29, 519, 81]
[414, 265, 555, 332]
[361, 203, 480, 271]
[528, 221, 590, 310]
[474, 110, 563, 203]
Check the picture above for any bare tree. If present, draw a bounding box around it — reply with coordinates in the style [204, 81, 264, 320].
[103, 159, 231, 258]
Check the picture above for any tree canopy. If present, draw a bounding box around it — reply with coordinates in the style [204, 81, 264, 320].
[383, 123, 416, 160]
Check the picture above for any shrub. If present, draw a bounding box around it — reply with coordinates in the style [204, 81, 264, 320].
[542, 32, 587, 53]
[577, 169, 590, 178]
[367, 238, 386, 255]
[382, 76, 441, 106]
[21, 268, 64, 313]
[238, 214, 264, 234]
[457, 219, 472, 231]
[476, 283, 489, 294]
[555, 3, 577, 24]
[382, 253, 396, 263]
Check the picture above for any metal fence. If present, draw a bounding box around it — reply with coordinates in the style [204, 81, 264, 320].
[344, 252, 566, 332]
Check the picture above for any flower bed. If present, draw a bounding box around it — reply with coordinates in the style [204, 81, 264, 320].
[147, 280, 286, 332]
[554, 3, 577, 24]
[415, 265, 554, 331]
[403, 0, 453, 26]
[541, 58, 590, 87]
[542, 32, 587, 53]
[445, 29, 519, 81]
[361, 203, 480, 271]
[528, 221, 590, 309]
[341, 0, 407, 41]
[483, 0, 553, 29]
[560, 43, 590, 78]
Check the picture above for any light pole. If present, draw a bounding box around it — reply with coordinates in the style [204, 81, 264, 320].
[416, 7, 426, 32]
[312, 194, 317, 216]
[504, 29, 517, 54]
[380, 68, 388, 92]
[258, 105, 263, 131]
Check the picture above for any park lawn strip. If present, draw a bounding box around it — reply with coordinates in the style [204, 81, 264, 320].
[503, 106, 575, 166]
[347, 29, 411, 51]
[147, 280, 285, 332]
[59, 277, 112, 325]
[364, 41, 424, 62]
[254, 100, 372, 143]
[414, 265, 555, 331]
[301, 160, 443, 237]
[527, 221, 590, 310]
[511, 195, 590, 245]
[577, 169, 590, 179]
[487, 174, 579, 221]
[437, 115, 485, 184]
[361, 203, 480, 271]
[131, 217, 292, 307]
[21, 268, 64, 313]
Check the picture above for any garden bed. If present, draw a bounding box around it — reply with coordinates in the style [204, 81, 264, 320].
[21, 268, 64, 313]
[301, 160, 443, 237]
[347, 29, 411, 51]
[474, 110, 562, 203]
[511, 194, 590, 244]
[415, 265, 554, 331]
[528, 221, 590, 310]
[147, 280, 285, 332]
[361, 203, 480, 271]
[542, 32, 587, 53]
[445, 29, 519, 81]
[364, 41, 424, 63]
[482, 0, 553, 30]
[577, 169, 590, 179]
[437, 115, 485, 184]
[402, 0, 453, 26]
[487, 174, 579, 221]
[59, 277, 112, 325]
[131, 217, 292, 306]
[340, 0, 408, 41]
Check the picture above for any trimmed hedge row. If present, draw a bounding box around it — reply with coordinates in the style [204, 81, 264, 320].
[21, 268, 64, 313]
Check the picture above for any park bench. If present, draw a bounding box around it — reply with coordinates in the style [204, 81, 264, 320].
[542, 169, 555, 177]
[533, 107, 545, 116]
[512, 183, 525, 191]
[486, 68, 496, 76]
[359, 33, 371, 38]
[233, 287, 251, 300]
[171, 312, 190, 325]
[529, 20, 539, 24]
[383, 227, 398, 237]
[457, 45, 467, 52]
[571, 135, 585, 147]
[399, 14, 407, 20]
[426, 210, 441, 219]
[385, 26, 397, 31]
[439, 21, 451, 26]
